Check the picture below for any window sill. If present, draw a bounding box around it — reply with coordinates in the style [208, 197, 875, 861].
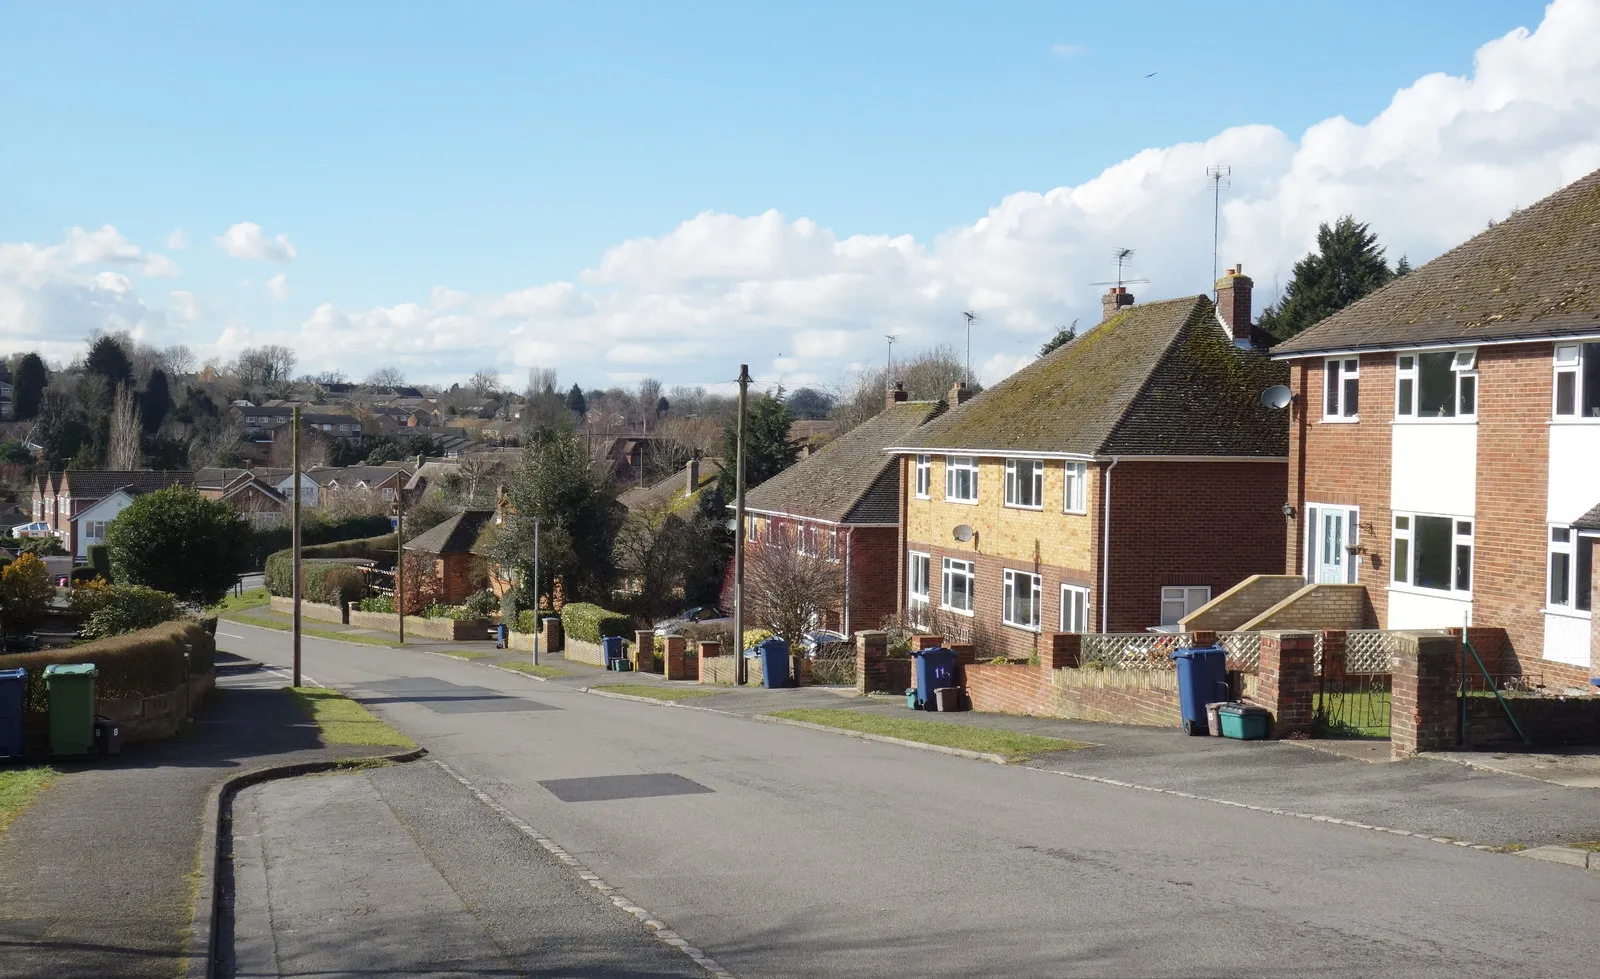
[939, 605, 976, 617]
[1320, 416, 1360, 424]
[1003, 503, 1044, 512]
[1386, 583, 1473, 602]
[1548, 417, 1600, 426]
[943, 497, 980, 506]
[1003, 621, 1042, 633]
[1542, 605, 1593, 621]
[1062, 507, 1088, 516]
[913, 494, 931, 501]
[1391, 417, 1477, 425]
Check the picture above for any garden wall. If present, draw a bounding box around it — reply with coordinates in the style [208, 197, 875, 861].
[269, 596, 347, 624]
[346, 609, 492, 641]
[1462, 695, 1600, 746]
[564, 636, 607, 668]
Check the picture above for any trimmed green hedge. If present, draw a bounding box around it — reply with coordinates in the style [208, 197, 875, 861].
[264, 533, 396, 599]
[68, 567, 103, 585]
[245, 515, 393, 568]
[87, 544, 111, 581]
[559, 603, 631, 644]
[73, 583, 182, 640]
[5, 620, 215, 718]
[263, 557, 369, 605]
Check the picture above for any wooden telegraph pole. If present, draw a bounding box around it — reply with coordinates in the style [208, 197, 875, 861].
[733, 364, 749, 685]
[395, 488, 405, 644]
[291, 406, 302, 687]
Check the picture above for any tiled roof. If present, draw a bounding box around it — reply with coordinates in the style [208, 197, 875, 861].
[745, 400, 945, 524]
[195, 467, 252, 490]
[1573, 501, 1600, 531]
[619, 461, 720, 512]
[54, 470, 192, 501]
[1273, 166, 1600, 356]
[893, 296, 1287, 457]
[403, 508, 495, 555]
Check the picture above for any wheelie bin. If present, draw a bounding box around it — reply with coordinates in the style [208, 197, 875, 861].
[1169, 645, 1228, 736]
[0, 667, 26, 758]
[44, 663, 98, 758]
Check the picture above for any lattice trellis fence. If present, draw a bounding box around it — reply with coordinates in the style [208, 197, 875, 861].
[1077, 632, 1262, 673]
[1343, 630, 1394, 674]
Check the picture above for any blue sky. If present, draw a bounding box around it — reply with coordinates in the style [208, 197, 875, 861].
[1, 0, 1588, 391]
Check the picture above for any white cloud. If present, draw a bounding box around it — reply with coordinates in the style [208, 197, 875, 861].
[215, 222, 297, 262]
[10, 0, 1600, 390]
[141, 253, 182, 278]
[170, 290, 199, 323]
[266, 273, 289, 301]
[167, 228, 188, 250]
[1050, 43, 1089, 58]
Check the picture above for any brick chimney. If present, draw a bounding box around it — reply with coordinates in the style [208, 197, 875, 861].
[1101, 286, 1134, 323]
[1216, 264, 1254, 344]
[886, 381, 908, 408]
[948, 381, 974, 405]
[686, 451, 700, 497]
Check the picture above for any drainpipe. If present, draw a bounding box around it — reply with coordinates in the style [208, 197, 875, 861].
[842, 527, 852, 635]
[1100, 456, 1120, 632]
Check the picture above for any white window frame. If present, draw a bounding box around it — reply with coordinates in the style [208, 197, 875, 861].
[1003, 459, 1044, 510]
[1323, 357, 1359, 420]
[944, 455, 978, 504]
[1063, 462, 1087, 514]
[1060, 584, 1089, 633]
[1397, 348, 1477, 420]
[1553, 342, 1600, 420]
[913, 455, 931, 499]
[941, 557, 975, 615]
[746, 515, 758, 542]
[1547, 526, 1592, 613]
[908, 551, 931, 610]
[1159, 586, 1211, 628]
[1002, 569, 1042, 631]
[84, 520, 107, 541]
[1391, 511, 1473, 596]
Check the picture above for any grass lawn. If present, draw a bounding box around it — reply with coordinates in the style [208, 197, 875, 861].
[0, 767, 56, 837]
[1569, 841, 1600, 852]
[769, 708, 1088, 761]
[228, 614, 404, 648]
[1312, 690, 1392, 739]
[440, 649, 492, 661]
[210, 587, 271, 615]
[498, 661, 573, 678]
[287, 687, 416, 748]
[591, 683, 720, 702]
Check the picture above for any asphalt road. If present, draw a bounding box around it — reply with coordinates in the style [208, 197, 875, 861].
[217, 622, 1600, 978]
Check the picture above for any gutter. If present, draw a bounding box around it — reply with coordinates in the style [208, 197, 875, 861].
[1269, 330, 1600, 361]
[1100, 456, 1120, 632]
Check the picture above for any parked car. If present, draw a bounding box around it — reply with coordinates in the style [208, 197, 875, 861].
[743, 630, 850, 658]
[2, 634, 41, 653]
[652, 605, 728, 637]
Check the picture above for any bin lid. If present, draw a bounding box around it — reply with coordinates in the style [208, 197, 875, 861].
[913, 646, 953, 657]
[0, 667, 25, 680]
[1170, 644, 1226, 660]
[43, 663, 97, 677]
[1217, 702, 1269, 717]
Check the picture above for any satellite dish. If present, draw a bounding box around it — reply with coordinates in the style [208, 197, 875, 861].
[725, 518, 738, 532]
[953, 524, 974, 543]
[1260, 385, 1293, 410]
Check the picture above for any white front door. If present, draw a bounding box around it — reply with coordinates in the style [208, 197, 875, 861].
[1306, 504, 1357, 584]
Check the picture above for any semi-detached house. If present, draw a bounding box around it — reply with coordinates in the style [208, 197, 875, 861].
[888, 280, 1289, 658]
[1271, 166, 1600, 688]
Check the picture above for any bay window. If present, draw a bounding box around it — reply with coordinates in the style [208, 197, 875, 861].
[1004, 459, 1043, 509]
[1002, 569, 1041, 630]
[945, 456, 978, 503]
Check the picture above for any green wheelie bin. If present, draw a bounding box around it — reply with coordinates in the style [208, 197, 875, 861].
[44, 663, 98, 758]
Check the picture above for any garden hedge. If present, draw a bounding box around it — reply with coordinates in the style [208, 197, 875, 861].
[4, 619, 215, 718]
[263, 557, 370, 605]
[558, 603, 631, 644]
[87, 543, 112, 581]
[245, 515, 393, 568]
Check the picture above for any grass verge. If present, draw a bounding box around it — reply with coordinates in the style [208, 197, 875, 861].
[440, 649, 492, 661]
[591, 683, 720, 702]
[0, 768, 56, 837]
[228, 614, 404, 648]
[210, 587, 271, 615]
[769, 708, 1088, 761]
[287, 687, 416, 748]
[1569, 840, 1600, 852]
[498, 661, 573, 678]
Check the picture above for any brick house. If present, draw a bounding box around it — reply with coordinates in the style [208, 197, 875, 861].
[888, 284, 1288, 658]
[400, 508, 496, 606]
[1271, 167, 1600, 688]
[31, 470, 194, 558]
[742, 390, 945, 634]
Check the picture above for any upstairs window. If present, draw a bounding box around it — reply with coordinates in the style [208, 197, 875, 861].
[1324, 357, 1359, 419]
[1553, 343, 1600, 418]
[1548, 527, 1593, 611]
[1004, 459, 1043, 509]
[945, 456, 978, 503]
[1063, 462, 1087, 514]
[1399, 349, 1477, 419]
[913, 455, 931, 499]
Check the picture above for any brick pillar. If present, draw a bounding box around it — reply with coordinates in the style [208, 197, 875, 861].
[913, 635, 945, 651]
[697, 641, 721, 684]
[1391, 633, 1459, 758]
[855, 630, 888, 695]
[1041, 633, 1080, 671]
[948, 642, 975, 667]
[541, 616, 563, 653]
[633, 630, 656, 673]
[663, 636, 689, 680]
[1188, 630, 1217, 647]
[1256, 631, 1316, 737]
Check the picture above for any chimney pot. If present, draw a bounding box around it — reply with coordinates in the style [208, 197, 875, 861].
[948, 381, 973, 405]
[1216, 262, 1255, 344]
[686, 454, 700, 497]
[886, 381, 909, 408]
[1101, 286, 1135, 323]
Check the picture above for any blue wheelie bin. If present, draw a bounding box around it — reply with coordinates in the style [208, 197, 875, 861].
[757, 637, 792, 688]
[912, 647, 958, 710]
[0, 667, 25, 759]
[601, 635, 625, 667]
[1170, 644, 1229, 735]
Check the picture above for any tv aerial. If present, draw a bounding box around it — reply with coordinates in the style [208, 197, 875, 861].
[1090, 248, 1151, 290]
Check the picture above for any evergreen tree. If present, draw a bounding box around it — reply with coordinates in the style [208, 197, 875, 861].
[565, 384, 587, 415]
[85, 334, 134, 388]
[1259, 216, 1397, 340]
[1395, 255, 1412, 276]
[12, 352, 46, 420]
[105, 487, 250, 605]
[717, 392, 797, 501]
[492, 428, 623, 604]
[142, 368, 170, 433]
[1039, 321, 1078, 357]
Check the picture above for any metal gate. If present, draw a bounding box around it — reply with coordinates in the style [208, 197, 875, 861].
[1313, 631, 1392, 739]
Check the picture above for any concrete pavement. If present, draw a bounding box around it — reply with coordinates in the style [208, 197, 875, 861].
[219, 618, 1600, 978]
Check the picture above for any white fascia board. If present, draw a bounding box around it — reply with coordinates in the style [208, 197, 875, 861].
[882, 447, 1098, 461]
[1270, 331, 1600, 361]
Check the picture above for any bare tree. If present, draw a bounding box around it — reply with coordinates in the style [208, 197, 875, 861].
[526, 367, 559, 396]
[746, 541, 844, 673]
[366, 366, 406, 389]
[469, 368, 502, 397]
[162, 344, 197, 376]
[453, 455, 506, 506]
[234, 345, 298, 387]
[106, 384, 143, 469]
[831, 343, 976, 434]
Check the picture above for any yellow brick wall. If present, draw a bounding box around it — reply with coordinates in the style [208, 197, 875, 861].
[905, 456, 1098, 571]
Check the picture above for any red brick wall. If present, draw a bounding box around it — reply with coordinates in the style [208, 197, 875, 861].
[1105, 460, 1287, 632]
[1285, 355, 1395, 623]
[899, 542, 1090, 659]
[1472, 343, 1551, 678]
[962, 663, 1182, 727]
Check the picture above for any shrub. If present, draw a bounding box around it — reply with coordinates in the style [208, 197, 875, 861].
[357, 594, 395, 614]
[75, 583, 183, 640]
[420, 603, 476, 621]
[87, 544, 112, 582]
[559, 602, 631, 644]
[516, 609, 540, 634]
[1, 553, 56, 639]
[69, 567, 103, 585]
[265, 557, 373, 605]
[7, 620, 215, 717]
[742, 628, 774, 652]
[245, 514, 393, 568]
[106, 487, 250, 605]
[462, 589, 499, 620]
